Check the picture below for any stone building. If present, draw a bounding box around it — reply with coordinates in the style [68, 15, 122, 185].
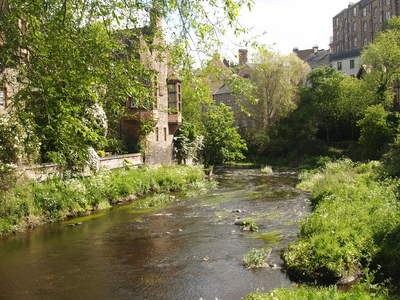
[330, 0, 400, 76]
[0, 4, 182, 165]
[213, 49, 257, 129]
[119, 20, 182, 165]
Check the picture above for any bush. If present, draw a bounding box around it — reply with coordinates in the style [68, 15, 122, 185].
[357, 105, 395, 160]
[284, 160, 400, 283]
[0, 165, 207, 236]
[243, 248, 271, 269]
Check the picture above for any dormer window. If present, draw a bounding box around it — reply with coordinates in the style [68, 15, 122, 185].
[167, 79, 182, 114]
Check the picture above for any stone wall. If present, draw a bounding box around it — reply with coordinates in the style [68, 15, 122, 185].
[23, 153, 143, 181]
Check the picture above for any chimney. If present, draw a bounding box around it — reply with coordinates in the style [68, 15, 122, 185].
[239, 49, 248, 65]
[223, 58, 230, 68]
[313, 45, 319, 53]
[293, 47, 299, 53]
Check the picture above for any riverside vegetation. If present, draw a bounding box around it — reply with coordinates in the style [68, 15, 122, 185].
[246, 159, 400, 299]
[0, 165, 210, 237]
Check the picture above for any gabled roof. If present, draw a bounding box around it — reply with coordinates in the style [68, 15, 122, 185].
[294, 49, 315, 61]
[305, 50, 331, 69]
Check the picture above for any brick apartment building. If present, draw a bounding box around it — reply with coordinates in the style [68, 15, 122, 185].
[330, 0, 400, 76]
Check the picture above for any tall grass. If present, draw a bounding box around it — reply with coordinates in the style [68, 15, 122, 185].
[283, 159, 400, 284]
[0, 165, 206, 236]
[243, 284, 392, 300]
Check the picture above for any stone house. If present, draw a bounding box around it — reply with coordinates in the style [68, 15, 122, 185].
[119, 19, 182, 165]
[213, 49, 257, 129]
[0, 4, 182, 165]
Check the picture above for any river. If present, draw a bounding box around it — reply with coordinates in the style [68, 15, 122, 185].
[0, 168, 309, 300]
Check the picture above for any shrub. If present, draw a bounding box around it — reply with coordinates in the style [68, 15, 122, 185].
[284, 160, 400, 283]
[357, 105, 395, 160]
[243, 248, 271, 269]
[0, 165, 207, 236]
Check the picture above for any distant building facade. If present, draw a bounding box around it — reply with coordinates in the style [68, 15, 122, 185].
[330, 0, 400, 76]
[213, 49, 257, 129]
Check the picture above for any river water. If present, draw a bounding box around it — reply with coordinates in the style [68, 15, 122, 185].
[0, 168, 309, 300]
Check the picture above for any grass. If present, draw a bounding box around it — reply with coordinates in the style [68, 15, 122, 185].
[283, 159, 400, 284]
[243, 284, 393, 300]
[0, 165, 207, 236]
[243, 248, 271, 269]
[246, 231, 283, 244]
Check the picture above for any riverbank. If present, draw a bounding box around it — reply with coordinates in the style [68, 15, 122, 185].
[245, 159, 400, 299]
[0, 165, 208, 237]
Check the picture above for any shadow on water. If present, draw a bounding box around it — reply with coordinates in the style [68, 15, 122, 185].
[0, 168, 309, 300]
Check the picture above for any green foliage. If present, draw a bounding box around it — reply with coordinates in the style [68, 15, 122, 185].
[241, 220, 259, 232]
[0, 165, 206, 236]
[383, 134, 400, 176]
[284, 160, 400, 283]
[243, 248, 271, 269]
[362, 17, 400, 105]
[0, 0, 253, 170]
[250, 47, 309, 129]
[201, 103, 247, 166]
[357, 105, 396, 160]
[243, 284, 392, 300]
[257, 66, 375, 162]
[0, 113, 40, 190]
[174, 122, 204, 163]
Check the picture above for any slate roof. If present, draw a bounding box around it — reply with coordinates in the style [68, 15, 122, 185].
[305, 49, 331, 69]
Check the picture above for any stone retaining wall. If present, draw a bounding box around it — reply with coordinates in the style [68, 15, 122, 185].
[23, 153, 143, 181]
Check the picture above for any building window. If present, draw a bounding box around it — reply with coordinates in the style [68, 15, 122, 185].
[350, 59, 355, 69]
[363, 7, 367, 17]
[156, 127, 159, 142]
[353, 7, 357, 16]
[363, 22, 368, 31]
[386, 11, 391, 21]
[386, 0, 391, 6]
[164, 128, 167, 141]
[167, 80, 182, 114]
[337, 61, 342, 70]
[0, 87, 6, 108]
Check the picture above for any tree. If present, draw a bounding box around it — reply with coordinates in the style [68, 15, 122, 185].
[357, 105, 396, 160]
[202, 103, 247, 166]
[249, 47, 309, 129]
[0, 0, 253, 170]
[362, 16, 400, 106]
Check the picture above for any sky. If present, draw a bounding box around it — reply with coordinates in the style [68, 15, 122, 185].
[220, 0, 353, 60]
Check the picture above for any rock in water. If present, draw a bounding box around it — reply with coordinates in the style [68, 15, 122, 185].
[234, 219, 245, 226]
